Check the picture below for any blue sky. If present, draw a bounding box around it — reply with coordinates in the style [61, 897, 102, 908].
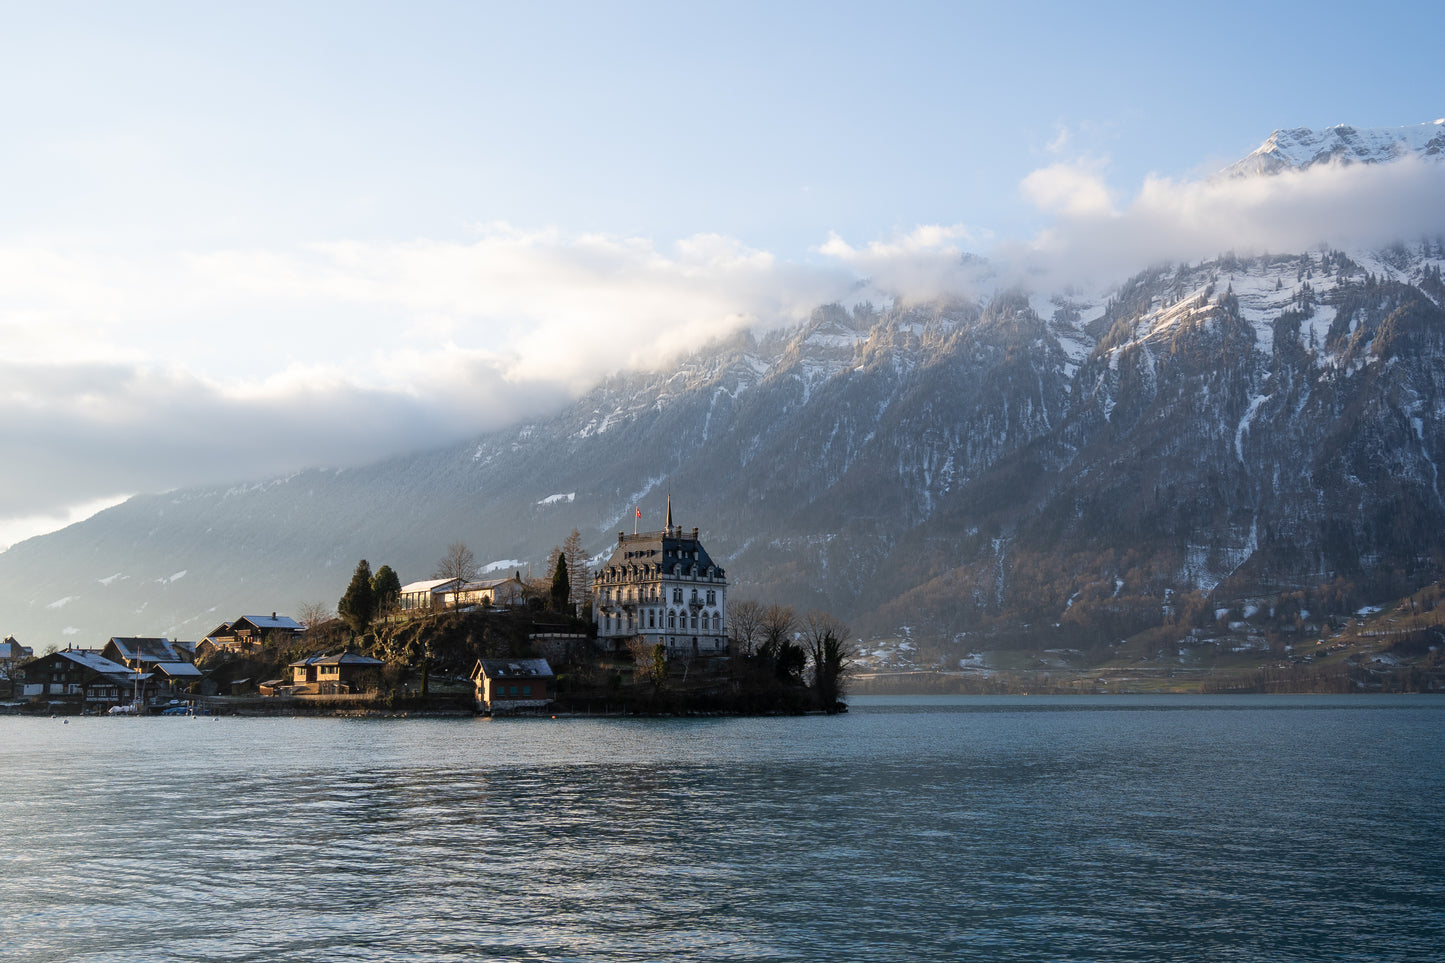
[1, 0, 1442, 548]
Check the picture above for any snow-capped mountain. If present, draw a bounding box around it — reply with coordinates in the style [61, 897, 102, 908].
[1224, 119, 1445, 175]
[3, 123, 1444, 652]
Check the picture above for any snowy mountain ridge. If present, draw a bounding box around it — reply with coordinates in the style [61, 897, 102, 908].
[1224, 119, 1445, 176]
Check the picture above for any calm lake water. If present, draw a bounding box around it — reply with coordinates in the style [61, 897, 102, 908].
[1, 695, 1441, 962]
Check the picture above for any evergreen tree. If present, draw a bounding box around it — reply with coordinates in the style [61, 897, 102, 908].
[338, 559, 376, 637]
[371, 564, 403, 618]
[551, 552, 571, 614]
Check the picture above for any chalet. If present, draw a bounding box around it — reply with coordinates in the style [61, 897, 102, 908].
[150, 662, 206, 694]
[283, 651, 385, 695]
[198, 614, 304, 655]
[20, 649, 152, 709]
[102, 637, 193, 671]
[592, 499, 728, 656]
[470, 659, 554, 713]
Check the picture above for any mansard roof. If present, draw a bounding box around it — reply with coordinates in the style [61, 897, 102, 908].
[597, 526, 725, 581]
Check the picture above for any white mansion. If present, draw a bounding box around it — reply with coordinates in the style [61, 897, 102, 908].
[592, 504, 727, 656]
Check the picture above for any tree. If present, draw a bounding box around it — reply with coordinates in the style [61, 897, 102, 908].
[296, 601, 335, 631]
[562, 528, 591, 611]
[627, 635, 667, 688]
[758, 604, 797, 658]
[802, 610, 852, 712]
[433, 542, 477, 609]
[551, 552, 571, 614]
[371, 565, 402, 618]
[338, 560, 376, 637]
[727, 599, 765, 656]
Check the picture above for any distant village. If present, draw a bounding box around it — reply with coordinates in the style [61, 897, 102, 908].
[0, 508, 853, 717]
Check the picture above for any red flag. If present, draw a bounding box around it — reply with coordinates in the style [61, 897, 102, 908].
[636, 508, 641, 518]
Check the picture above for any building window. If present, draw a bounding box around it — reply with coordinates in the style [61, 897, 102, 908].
[668, 611, 677, 629]
[706, 590, 715, 605]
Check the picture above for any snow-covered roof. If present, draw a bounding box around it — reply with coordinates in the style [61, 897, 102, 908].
[55, 649, 134, 675]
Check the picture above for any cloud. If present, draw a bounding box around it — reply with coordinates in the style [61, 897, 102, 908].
[817, 224, 992, 302]
[0, 226, 857, 543]
[1020, 162, 1115, 218]
[1014, 154, 1445, 287]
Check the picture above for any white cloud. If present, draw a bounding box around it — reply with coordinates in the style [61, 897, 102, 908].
[1016, 154, 1445, 287]
[0, 225, 857, 544]
[817, 224, 991, 302]
[1019, 161, 1116, 218]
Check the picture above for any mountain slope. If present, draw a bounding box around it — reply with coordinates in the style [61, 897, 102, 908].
[3, 123, 1445, 654]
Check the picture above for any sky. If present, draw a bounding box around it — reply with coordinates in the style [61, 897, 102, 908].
[1, 0, 1442, 549]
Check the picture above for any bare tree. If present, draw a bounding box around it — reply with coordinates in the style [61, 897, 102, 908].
[626, 635, 668, 688]
[562, 528, 592, 612]
[759, 603, 797, 658]
[296, 601, 334, 630]
[727, 599, 765, 656]
[433, 542, 478, 609]
[801, 610, 852, 713]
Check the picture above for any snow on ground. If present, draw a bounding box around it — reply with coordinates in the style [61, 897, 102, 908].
[537, 493, 575, 506]
[481, 559, 525, 574]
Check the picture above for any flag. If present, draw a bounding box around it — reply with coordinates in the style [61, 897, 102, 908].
[636, 508, 641, 518]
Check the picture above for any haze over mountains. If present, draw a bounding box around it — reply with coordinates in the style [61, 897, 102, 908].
[4, 121, 1444, 652]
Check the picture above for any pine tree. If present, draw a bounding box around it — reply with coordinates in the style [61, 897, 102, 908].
[338, 559, 376, 637]
[371, 564, 402, 618]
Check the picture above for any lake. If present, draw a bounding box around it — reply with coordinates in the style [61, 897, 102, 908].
[1, 695, 1441, 961]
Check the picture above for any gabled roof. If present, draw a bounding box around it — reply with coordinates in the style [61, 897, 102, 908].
[289, 651, 384, 668]
[106, 637, 181, 663]
[234, 614, 303, 633]
[151, 662, 204, 679]
[461, 576, 522, 591]
[46, 649, 137, 677]
[312, 652, 384, 667]
[202, 621, 235, 639]
[471, 659, 554, 681]
[401, 577, 462, 594]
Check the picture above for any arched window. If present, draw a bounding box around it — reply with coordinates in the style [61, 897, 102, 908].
[668, 610, 677, 629]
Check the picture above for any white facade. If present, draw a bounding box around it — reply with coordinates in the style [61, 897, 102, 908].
[593, 523, 727, 656]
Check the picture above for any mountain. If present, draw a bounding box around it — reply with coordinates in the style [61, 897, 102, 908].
[4, 123, 1445, 657]
[1224, 119, 1445, 176]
